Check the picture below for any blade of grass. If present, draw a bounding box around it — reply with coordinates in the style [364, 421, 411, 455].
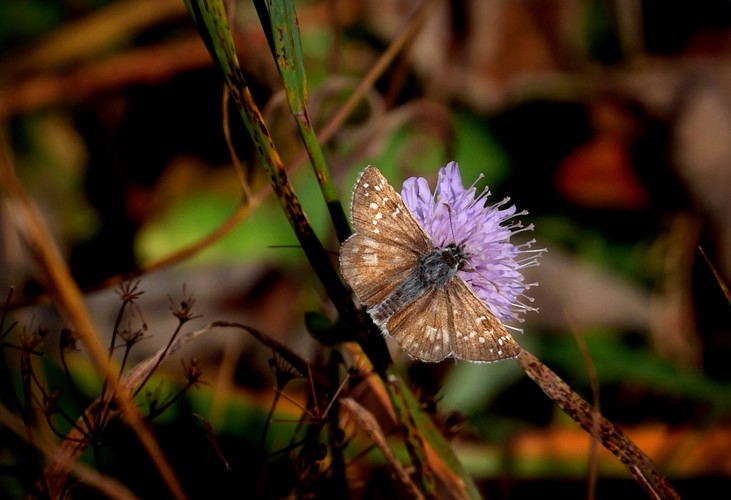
[183, 0, 339, 309]
[183, 0, 392, 371]
[341, 397, 425, 499]
[387, 370, 480, 499]
[258, 0, 350, 241]
[344, 341, 481, 499]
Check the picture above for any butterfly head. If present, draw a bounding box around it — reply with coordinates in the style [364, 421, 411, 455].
[440, 243, 467, 271]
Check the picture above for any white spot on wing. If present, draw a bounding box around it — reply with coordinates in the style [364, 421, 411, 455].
[426, 326, 438, 341]
[363, 253, 378, 265]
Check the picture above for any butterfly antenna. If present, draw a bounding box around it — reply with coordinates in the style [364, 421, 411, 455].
[444, 203, 458, 245]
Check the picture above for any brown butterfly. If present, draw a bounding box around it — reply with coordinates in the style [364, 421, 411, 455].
[339, 166, 520, 363]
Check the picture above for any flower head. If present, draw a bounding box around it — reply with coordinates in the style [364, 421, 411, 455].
[400, 161, 542, 325]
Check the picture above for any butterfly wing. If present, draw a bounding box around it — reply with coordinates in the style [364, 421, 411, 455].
[445, 277, 521, 362]
[382, 287, 451, 362]
[348, 167, 432, 248]
[384, 276, 520, 363]
[340, 166, 432, 306]
[340, 234, 420, 306]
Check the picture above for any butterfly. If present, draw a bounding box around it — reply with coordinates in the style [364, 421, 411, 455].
[339, 166, 520, 363]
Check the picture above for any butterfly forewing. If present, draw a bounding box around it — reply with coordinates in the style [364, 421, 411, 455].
[349, 167, 432, 253]
[340, 166, 433, 306]
[340, 235, 420, 306]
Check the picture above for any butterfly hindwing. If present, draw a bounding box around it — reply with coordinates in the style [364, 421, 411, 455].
[446, 277, 520, 362]
[384, 287, 452, 362]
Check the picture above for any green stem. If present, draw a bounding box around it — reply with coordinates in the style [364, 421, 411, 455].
[260, 0, 350, 242]
[293, 109, 351, 243]
[184, 0, 391, 369]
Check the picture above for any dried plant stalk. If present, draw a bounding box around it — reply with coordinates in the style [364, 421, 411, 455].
[518, 349, 680, 500]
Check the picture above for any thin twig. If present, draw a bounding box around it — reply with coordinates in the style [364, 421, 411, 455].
[0, 402, 138, 500]
[0, 138, 185, 500]
[699, 245, 731, 305]
[566, 312, 601, 500]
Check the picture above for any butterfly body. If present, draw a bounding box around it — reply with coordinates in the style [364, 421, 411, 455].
[340, 166, 520, 363]
[370, 244, 465, 324]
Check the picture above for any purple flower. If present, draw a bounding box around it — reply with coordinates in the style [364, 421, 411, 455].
[400, 161, 542, 325]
